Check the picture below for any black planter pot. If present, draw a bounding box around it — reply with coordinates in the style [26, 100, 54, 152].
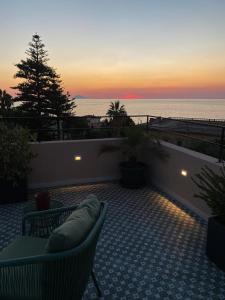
[207, 216, 225, 272]
[119, 161, 147, 189]
[0, 179, 28, 204]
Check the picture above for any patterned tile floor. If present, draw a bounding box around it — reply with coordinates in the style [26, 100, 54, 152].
[1, 183, 225, 299]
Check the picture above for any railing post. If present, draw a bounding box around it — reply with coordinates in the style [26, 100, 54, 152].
[219, 127, 225, 162]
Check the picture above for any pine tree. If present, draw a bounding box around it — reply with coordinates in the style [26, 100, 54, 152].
[12, 34, 53, 116]
[46, 72, 76, 117]
[0, 89, 13, 116]
[45, 72, 76, 138]
[12, 34, 76, 140]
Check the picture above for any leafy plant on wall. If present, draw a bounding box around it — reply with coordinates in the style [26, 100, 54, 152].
[192, 165, 225, 223]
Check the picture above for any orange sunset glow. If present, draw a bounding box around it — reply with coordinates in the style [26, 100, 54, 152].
[1, 0, 225, 99]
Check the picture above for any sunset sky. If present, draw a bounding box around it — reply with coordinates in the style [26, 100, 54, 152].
[1, 0, 225, 99]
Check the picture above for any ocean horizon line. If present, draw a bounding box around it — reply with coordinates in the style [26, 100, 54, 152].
[74, 97, 225, 100]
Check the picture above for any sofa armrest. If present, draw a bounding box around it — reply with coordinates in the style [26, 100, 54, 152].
[22, 204, 78, 237]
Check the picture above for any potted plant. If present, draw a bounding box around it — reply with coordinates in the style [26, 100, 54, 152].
[0, 123, 35, 204]
[100, 127, 167, 188]
[193, 165, 225, 271]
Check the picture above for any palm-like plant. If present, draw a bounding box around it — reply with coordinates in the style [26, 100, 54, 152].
[100, 126, 167, 165]
[0, 89, 13, 116]
[100, 126, 167, 188]
[192, 165, 225, 223]
[106, 101, 127, 118]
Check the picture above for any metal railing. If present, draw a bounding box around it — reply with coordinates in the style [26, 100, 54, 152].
[1, 115, 225, 162]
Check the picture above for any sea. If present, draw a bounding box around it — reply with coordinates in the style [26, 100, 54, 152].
[75, 98, 225, 120]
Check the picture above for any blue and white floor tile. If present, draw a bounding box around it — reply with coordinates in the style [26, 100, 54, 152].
[0, 183, 225, 299]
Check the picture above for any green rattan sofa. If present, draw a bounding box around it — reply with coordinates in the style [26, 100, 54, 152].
[0, 201, 107, 300]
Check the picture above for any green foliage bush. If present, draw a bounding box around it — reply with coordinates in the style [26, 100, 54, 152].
[193, 165, 225, 223]
[100, 126, 167, 164]
[0, 123, 35, 185]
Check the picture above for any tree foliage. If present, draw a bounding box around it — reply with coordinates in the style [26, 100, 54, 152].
[0, 123, 35, 185]
[100, 126, 167, 164]
[12, 34, 76, 140]
[106, 100, 134, 130]
[106, 100, 127, 118]
[192, 165, 225, 223]
[13, 34, 52, 116]
[12, 34, 75, 118]
[45, 72, 76, 117]
[0, 89, 13, 116]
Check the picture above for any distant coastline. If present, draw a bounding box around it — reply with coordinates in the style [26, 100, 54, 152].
[73, 95, 88, 99]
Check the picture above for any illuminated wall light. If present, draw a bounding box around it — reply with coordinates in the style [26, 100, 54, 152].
[74, 155, 82, 161]
[181, 169, 187, 177]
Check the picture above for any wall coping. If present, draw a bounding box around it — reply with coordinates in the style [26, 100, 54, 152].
[31, 138, 223, 167]
[161, 140, 223, 166]
[31, 137, 123, 145]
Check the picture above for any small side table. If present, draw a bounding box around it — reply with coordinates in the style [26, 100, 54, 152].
[24, 199, 63, 215]
[23, 200, 64, 237]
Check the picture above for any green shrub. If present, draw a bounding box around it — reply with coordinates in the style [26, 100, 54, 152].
[100, 126, 168, 163]
[193, 165, 225, 223]
[0, 122, 35, 186]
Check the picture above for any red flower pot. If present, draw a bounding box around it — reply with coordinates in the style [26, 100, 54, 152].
[35, 192, 50, 210]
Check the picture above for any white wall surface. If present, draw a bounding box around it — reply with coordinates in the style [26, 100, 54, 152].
[29, 138, 223, 220]
[29, 138, 122, 189]
[146, 141, 223, 220]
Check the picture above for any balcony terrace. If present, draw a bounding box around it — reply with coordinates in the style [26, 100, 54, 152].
[1, 182, 225, 299]
[1, 117, 225, 299]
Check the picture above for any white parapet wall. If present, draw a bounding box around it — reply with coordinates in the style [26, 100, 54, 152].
[29, 138, 122, 189]
[146, 141, 223, 220]
[29, 138, 222, 220]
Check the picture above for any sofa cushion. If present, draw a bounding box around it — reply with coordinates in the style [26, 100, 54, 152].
[46, 207, 94, 253]
[0, 236, 48, 260]
[68, 194, 101, 221]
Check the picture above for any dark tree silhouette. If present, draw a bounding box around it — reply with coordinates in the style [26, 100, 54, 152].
[12, 34, 53, 116]
[46, 72, 76, 118]
[106, 100, 127, 118]
[0, 89, 13, 116]
[12, 34, 76, 139]
[106, 100, 134, 134]
[45, 72, 76, 138]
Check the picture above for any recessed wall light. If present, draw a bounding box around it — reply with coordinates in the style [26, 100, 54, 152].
[74, 155, 82, 161]
[181, 170, 187, 177]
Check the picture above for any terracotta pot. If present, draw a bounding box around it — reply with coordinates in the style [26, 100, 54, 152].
[35, 192, 50, 210]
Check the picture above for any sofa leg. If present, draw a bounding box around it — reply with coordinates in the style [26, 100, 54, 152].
[91, 270, 102, 297]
